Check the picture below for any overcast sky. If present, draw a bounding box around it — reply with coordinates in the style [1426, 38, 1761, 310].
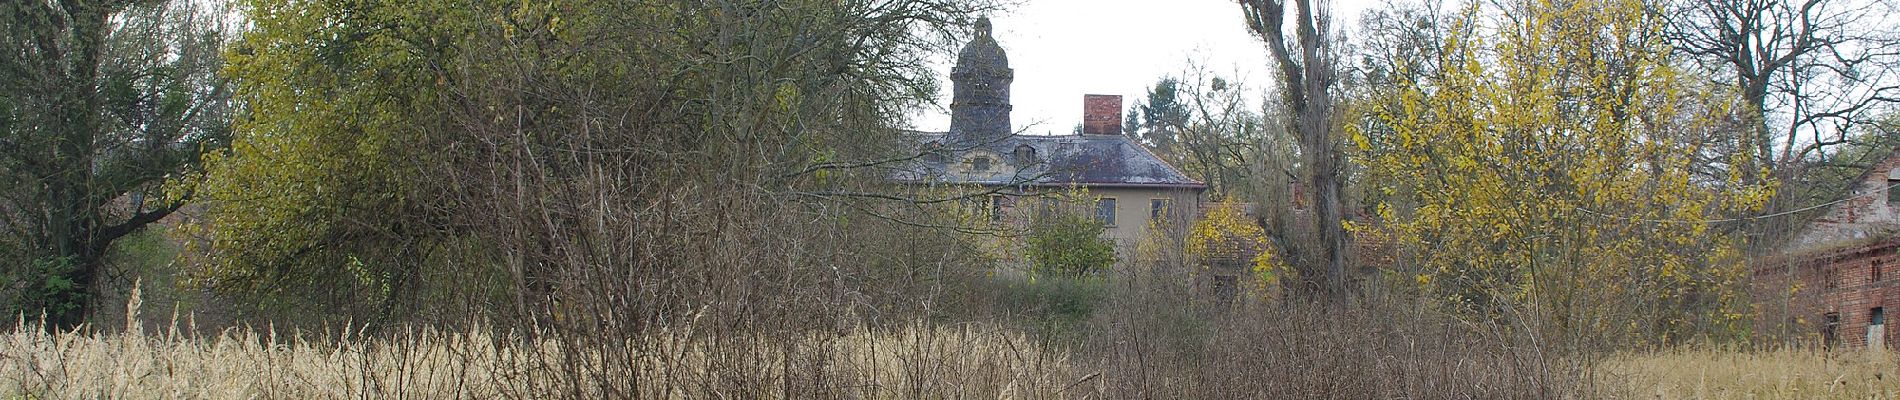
[908, 0, 1380, 135]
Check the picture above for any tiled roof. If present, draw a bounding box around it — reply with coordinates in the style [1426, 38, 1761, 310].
[895, 131, 1206, 189]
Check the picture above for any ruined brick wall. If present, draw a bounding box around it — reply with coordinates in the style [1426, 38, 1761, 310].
[1792, 154, 1900, 246]
[1757, 238, 1900, 348]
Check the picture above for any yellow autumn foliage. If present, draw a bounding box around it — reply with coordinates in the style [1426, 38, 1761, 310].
[1186, 203, 1284, 291]
[1351, 0, 1769, 345]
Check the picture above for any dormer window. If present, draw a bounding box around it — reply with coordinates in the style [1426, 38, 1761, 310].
[972, 156, 991, 172]
[1013, 144, 1037, 165]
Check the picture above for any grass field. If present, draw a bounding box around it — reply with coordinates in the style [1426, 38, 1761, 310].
[12, 320, 1900, 399]
[4, 291, 1893, 399]
[0, 319, 1077, 399]
[1600, 347, 1900, 399]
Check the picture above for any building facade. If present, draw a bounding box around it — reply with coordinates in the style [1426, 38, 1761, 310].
[1762, 149, 1900, 348]
[894, 17, 1207, 262]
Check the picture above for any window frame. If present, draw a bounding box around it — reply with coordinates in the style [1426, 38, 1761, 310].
[1150, 198, 1174, 222]
[1889, 178, 1900, 206]
[1035, 197, 1058, 221]
[1825, 312, 1842, 348]
[988, 195, 1005, 222]
[1096, 197, 1118, 227]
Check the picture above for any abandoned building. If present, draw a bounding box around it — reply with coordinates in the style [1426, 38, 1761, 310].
[1757, 149, 1900, 348]
[893, 17, 1207, 262]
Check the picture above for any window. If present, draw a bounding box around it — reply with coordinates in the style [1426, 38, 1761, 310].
[1096, 198, 1118, 226]
[1874, 307, 1886, 326]
[1825, 312, 1842, 349]
[1890, 179, 1900, 206]
[1889, 168, 1900, 205]
[1013, 144, 1037, 165]
[1876, 264, 1884, 283]
[1036, 197, 1058, 220]
[1150, 198, 1174, 221]
[988, 195, 1005, 222]
[971, 156, 992, 172]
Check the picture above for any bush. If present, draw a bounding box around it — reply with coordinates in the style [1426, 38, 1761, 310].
[1024, 209, 1116, 278]
[6, 256, 81, 322]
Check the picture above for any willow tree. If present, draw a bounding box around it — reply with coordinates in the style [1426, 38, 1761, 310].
[1353, 0, 1770, 345]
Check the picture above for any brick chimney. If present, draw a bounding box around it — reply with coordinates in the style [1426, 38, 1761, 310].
[1082, 94, 1122, 135]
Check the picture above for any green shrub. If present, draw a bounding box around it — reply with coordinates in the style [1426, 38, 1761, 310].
[9, 256, 81, 321]
[1024, 210, 1116, 278]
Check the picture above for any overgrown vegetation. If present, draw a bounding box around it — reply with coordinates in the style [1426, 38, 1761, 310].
[1, 0, 233, 328]
[5, 0, 1900, 397]
[1024, 198, 1117, 278]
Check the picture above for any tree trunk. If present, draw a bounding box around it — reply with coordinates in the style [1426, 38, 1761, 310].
[46, 1, 111, 329]
[1240, 0, 1349, 303]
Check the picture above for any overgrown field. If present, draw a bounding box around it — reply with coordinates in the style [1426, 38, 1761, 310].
[6, 318, 1896, 399]
[1600, 348, 1900, 399]
[0, 319, 1074, 399]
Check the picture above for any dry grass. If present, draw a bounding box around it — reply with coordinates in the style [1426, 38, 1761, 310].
[1601, 348, 1900, 399]
[0, 316, 1076, 399]
[37, 284, 1900, 399]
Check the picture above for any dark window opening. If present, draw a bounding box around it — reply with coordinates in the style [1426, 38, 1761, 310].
[1096, 198, 1118, 226]
[1013, 144, 1037, 165]
[1036, 197, 1058, 220]
[1151, 198, 1174, 221]
[1889, 178, 1900, 205]
[1874, 307, 1886, 326]
[972, 156, 992, 172]
[1875, 265, 1884, 283]
[1825, 312, 1842, 349]
[988, 196, 1004, 222]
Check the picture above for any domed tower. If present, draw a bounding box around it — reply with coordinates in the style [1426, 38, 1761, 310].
[949, 17, 1013, 145]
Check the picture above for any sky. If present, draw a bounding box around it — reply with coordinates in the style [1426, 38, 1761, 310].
[908, 0, 1379, 135]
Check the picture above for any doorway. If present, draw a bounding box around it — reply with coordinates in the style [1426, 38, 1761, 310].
[1870, 307, 1886, 349]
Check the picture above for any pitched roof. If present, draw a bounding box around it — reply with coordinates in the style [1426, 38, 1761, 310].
[895, 132, 1206, 189]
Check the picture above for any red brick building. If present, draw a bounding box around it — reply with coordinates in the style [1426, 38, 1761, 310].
[1760, 150, 1900, 348]
[1756, 237, 1900, 348]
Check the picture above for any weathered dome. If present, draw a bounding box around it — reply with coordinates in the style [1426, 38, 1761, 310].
[948, 16, 1014, 146]
[955, 17, 1009, 74]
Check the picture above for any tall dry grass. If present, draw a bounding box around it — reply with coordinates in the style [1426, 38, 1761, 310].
[44, 281, 1898, 399]
[1600, 348, 1900, 399]
[1, 289, 1076, 399]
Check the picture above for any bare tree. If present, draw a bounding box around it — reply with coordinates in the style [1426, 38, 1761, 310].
[1668, 0, 1900, 228]
[1238, 0, 1350, 302]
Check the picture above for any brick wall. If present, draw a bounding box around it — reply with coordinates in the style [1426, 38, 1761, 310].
[1757, 237, 1900, 348]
